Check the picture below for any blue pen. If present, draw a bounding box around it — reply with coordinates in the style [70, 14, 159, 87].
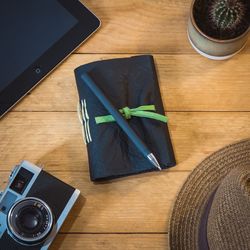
[81, 73, 161, 170]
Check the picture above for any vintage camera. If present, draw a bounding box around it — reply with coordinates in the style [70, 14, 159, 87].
[0, 161, 80, 250]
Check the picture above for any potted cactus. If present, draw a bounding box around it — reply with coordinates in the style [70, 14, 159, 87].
[188, 0, 250, 60]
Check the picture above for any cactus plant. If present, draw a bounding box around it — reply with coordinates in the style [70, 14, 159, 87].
[209, 0, 246, 31]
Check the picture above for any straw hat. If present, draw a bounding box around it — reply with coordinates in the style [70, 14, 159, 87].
[169, 139, 250, 249]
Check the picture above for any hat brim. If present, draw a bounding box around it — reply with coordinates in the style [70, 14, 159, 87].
[169, 139, 250, 249]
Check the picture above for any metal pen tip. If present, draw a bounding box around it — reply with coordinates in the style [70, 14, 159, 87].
[147, 153, 162, 171]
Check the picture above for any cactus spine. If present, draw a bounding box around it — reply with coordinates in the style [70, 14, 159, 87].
[209, 0, 246, 30]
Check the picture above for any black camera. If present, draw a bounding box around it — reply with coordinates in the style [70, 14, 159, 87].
[0, 161, 80, 249]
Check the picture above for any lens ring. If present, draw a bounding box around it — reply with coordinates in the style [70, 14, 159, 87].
[7, 197, 54, 245]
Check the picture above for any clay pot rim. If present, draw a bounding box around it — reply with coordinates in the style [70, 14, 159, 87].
[190, 0, 250, 43]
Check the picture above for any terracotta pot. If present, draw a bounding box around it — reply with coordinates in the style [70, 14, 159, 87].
[188, 0, 250, 60]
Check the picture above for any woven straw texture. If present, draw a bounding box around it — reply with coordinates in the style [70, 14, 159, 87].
[169, 139, 250, 250]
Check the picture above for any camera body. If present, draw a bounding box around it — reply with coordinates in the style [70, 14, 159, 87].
[0, 161, 80, 250]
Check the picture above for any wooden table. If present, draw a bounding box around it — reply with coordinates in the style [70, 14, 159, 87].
[0, 1, 249, 249]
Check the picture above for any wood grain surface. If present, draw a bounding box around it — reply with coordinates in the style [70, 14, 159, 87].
[11, 54, 250, 112]
[0, 0, 249, 249]
[0, 112, 249, 172]
[52, 234, 169, 250]
[0, 170, 188, 233]
[79, 0, 250, 54]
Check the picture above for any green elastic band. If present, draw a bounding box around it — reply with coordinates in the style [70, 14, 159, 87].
[95, 105, 168, 124]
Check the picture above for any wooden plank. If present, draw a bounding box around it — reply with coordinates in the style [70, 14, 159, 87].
[0, 112, 249, 173]
[0, 171, 189, 233]
[79, 0, 191, 54]
[78, 0, 250, 54]
[51, 234, 169, 250]
[12, 54, 250, 112]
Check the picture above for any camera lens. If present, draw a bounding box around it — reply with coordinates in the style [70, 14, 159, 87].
[17, 207, 42, 231]
[7, 197, 54, 245]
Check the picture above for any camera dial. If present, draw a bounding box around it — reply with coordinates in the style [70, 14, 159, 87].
[7, 197, 54, 245]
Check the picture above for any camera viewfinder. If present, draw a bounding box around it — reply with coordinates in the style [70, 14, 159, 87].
[10, 168, 34, 195]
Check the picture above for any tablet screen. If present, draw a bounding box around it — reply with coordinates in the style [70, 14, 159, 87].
[0, 0, 78, 92]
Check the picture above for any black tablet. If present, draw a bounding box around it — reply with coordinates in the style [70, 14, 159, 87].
[0, 0, 100, 118]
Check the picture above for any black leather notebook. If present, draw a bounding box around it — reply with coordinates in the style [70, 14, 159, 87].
[75, 55, 176, 181]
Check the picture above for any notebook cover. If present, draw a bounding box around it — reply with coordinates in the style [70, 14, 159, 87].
[74, 55, 176, 181]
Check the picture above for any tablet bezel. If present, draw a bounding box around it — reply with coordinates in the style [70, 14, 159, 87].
[0, 0, 101, 118]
